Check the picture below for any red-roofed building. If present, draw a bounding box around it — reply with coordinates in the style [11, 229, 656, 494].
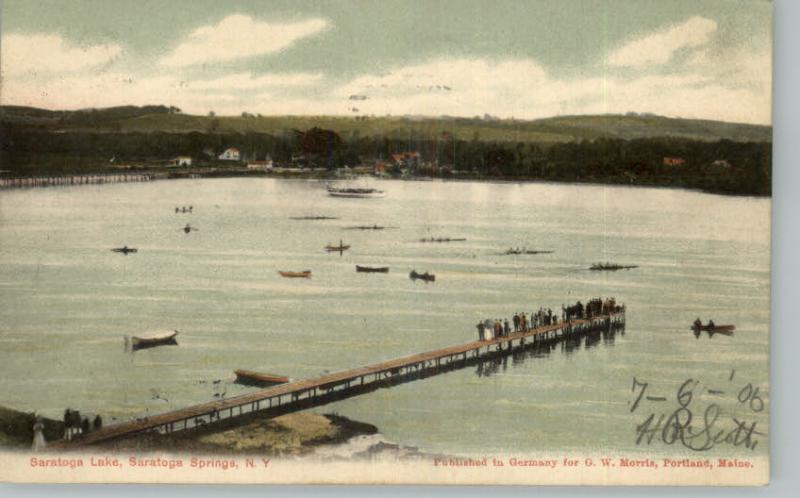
[663, 157, 686, 166]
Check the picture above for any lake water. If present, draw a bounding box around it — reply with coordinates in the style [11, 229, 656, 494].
[0, 178, 770, 457]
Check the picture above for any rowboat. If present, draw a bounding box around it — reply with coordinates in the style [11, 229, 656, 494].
[346, 225, 387, 230]
[356, 265, 389, 273]
[590, 263, 638, 271]
[504, 248, 553, 255]
[111, 246, 138, 254]
[327, 187, 385, 198]
[691, 324, 736, 333]
[419, 237, 466, 243]
[279, 270, 312, 278]
[409, 270, 435, 282]
[130, 330, 178, 350]
[325, 240, 351, 252]
[234, 369, 290, 387]
[289, 216, 338, 220]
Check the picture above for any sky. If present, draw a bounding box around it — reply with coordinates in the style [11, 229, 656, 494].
[0, 0, 773, 124]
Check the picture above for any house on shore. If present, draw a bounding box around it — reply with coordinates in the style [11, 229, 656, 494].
[218, 148, 241, 161]
[247, 157, 274, 170]
[391, 152, 420, 169]
[663, 157, 686, 167]
[170, 156, 193, 167]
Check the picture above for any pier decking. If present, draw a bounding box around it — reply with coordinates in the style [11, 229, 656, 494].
[60, 310, 625, 448]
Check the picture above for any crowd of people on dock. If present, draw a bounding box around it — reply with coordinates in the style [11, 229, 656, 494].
[475, 297, 624, 341]
[62, 408, 103, 440]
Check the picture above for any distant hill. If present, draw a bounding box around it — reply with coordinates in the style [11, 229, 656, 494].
[0, 105, 175, 127]
[0, 105, 771, 143]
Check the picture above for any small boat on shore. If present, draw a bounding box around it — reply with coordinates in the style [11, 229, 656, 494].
[234, 369, 290, 387]
[129, 330, 178, 350]
[356, 265, 389, 273]
[589, 262, 638, 271]
[111, 246, 138, 254]
[279, 270, 312, 278]
[409, 270, 435, 282]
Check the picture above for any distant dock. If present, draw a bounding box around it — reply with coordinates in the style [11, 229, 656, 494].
[0, 173, 153, 189]
[56, 310, 626, 448]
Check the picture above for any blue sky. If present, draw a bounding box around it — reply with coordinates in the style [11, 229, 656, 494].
[0, 0, 772, 123]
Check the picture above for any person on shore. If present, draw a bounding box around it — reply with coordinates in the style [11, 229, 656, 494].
[81, 417, 90, 435]
[477, 321, 486, 341]
[32, 414, 46, 451]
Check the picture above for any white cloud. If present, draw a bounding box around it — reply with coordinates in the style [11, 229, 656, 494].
[0, 34, 121, 76]
[607, 16, 718, 67]
[187, 72, 323, 91]
[159, 15, 328, 67]
[0, 52, 771, 125]
[323, 57, 769, 124]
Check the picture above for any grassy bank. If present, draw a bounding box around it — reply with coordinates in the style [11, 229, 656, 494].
[99, 412, 377, 455]
[1, 404, 376, 455]
[0, 406, 63, 448]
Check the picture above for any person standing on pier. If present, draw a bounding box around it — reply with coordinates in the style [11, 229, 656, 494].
[494, 319, 502, 338]
[477, 321, 486, 341]
[513, 313, 520, 332]
[520, 312, 527, 331]
[504, 319, 511, 336]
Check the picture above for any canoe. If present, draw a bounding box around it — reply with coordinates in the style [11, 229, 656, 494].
[356, 265, 389, 273]
[279, 270, 312, 278]
[409, 270, 435, 282]
[130, 330, 178, 350]
[234, 369, 290, 386]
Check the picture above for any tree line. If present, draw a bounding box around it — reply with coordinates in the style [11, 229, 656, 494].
[0, 124, 771, 196]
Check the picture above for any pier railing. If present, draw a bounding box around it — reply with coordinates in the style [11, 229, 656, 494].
[0, 174, 153, 189]
[57, 310, 626, 448]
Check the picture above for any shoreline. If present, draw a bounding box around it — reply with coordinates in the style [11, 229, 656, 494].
[0, 167, 771, 198]
[1, 404, 380, 456]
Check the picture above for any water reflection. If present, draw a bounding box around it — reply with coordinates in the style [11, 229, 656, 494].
[476, 325, 625, 378]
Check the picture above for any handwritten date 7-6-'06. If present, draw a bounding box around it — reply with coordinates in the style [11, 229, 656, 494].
[628, 373, 766, 452]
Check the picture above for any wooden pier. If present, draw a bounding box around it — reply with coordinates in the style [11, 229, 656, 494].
[59, 310, 626, 448]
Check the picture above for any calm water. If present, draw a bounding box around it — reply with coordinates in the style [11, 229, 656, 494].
[0, 178, 770, 457]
